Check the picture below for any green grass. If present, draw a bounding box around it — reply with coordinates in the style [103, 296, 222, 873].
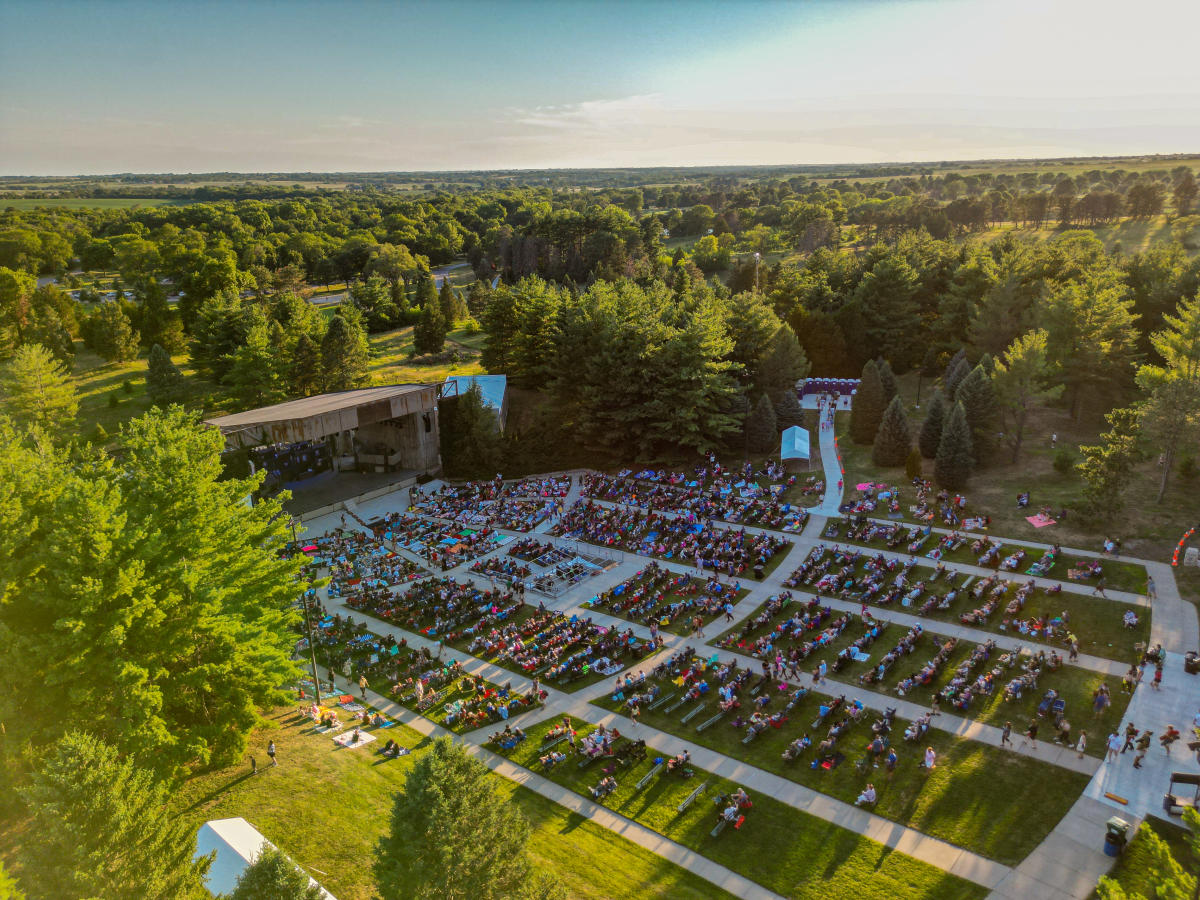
[171, 708, 734, 900]
[592, 675, 1087, 863]
[833, 373, 1195, 569]
[70, 343, 218, 440]
[368, 325, 485, 386]
[498, 715, 986, 899]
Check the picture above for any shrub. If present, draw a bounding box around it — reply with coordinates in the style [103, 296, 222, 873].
[1053, 449, 1075, 475]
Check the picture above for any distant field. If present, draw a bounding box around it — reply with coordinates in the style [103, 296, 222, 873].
[972, 215, 1200, 256]
[0, 197, 185, 210]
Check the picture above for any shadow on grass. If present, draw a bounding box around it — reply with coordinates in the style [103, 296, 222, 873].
[183, 771, 256, 811]
[558, 810, 587, 835]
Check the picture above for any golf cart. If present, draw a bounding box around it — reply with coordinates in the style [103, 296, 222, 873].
[1163, 771, 1200, 817]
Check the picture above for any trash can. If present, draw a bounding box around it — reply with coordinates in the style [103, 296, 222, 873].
[1103, 816, 1131, 857]
[1184, 651, 1200, 675]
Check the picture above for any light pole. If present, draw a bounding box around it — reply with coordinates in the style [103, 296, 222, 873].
[291, 517, 323, 706]
[754, 252, 761, 294]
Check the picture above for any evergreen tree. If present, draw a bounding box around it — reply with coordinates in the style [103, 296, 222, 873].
[0, 408, 306, 777]
[745, 394, 778, 453]
[374, 737, 563, 900]
[0, 343, 78, 437]
[413, 296, 448, 355]
[944, 353, 972, 400]
[918, 391, 947, 459]
[230, 847, 323, 900]
[1078, 407, 1141, 521]
[757, 324, 810, 398]
[955, 364, 999, 459]
[225, 322, 283, 409]
[774, 389, 804, 430]
[289, 331, 323, 397]
[146, 343, 186, 407]
[442, 384, 503, 479]
[438, 279, 458, 327]
[18, 732, 210, 900]
[875, 357, 898, 405]
[321, 314, 370, 391]
[849, 359, 885, 445]
[934, 401, 974, 489]
[943, 347, 967, 381]
[872, 395, 913, 466]
[992, 329, 1063, 462]
[90, 300, 140, 362]
[414, 271, 438, 310]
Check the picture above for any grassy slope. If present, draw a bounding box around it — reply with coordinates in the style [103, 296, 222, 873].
[171, 708, 733, 900]
[499, 715, 985, 899]
[369, 324, 486, 385]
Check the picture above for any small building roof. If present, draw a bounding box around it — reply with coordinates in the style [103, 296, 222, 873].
[195, 817, 335, 899]
[780, 425, 810, 460]
[444, 375, 507, 412]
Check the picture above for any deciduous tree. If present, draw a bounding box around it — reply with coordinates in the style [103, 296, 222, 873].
[230, 847, 323, 900]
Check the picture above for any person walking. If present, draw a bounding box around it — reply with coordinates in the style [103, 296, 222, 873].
[1146, 575, 1157, 600]
[1133, 731, 1152, 769]
[630, 703, 641, 731]
[1068, 639, 1079, 663]
[250, 756, 258, 775]
[267, 740, 277, 767]
[1105, 731, 1122, 762]
[817, 661, 827, 685]
[1121, 722, 1138, 754]
[1161, 725, 1181, 755]
[1000, 721, 1012, 747]
[358, 674, 368, 699]
[1152, 663, 1163, 691]
[1093, 577, 1107, 598]
[1075, 730, 1088, 759]
[1021, 719, 1039, 749]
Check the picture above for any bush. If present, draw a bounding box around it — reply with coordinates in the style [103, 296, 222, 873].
[1053, 449, 1075, 475]
[94, 424, 108, 443]
[905, 446, 923, 480]
[107, 392, 119, 408]
[122, 379, 134, 395]
[1179, 454, 1197, 481]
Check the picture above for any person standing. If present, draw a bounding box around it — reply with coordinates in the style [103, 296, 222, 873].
[1000, 721, 1012, 747]
[358, 674, 368, 699]
[267, 740, 277, 767]
[1146, 575, 1157, 600]
[1075, 730, 1088, 759]
[250, 756, 258, 775]
[817, 660, 827, 685]
[1152, 663, 1163, 691]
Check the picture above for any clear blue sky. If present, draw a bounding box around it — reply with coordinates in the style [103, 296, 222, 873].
[1, 0, 1196, 175]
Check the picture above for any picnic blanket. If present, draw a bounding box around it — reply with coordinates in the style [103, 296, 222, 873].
[333, 730, 377, 749]
[1026, 514, 1056, 528]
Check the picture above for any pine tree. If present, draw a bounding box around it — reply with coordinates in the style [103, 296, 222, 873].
[146, 343, 186, 407]
[876, 357, 898, 405]
[224, 322, 283, 409]
[0, 343, 78, 437]
[955, 364, 999, 459]
[945, 353, 972, 400]
[414, 271, 438, 310]
[18, 732, 210, 900]
[756, 324, 810, 398]
[918, 391, 947, 459]
[374, 737, 563, 900]
[774, 389, 804, 430]
[934, 401, 974, 489]
[230, 847, 323, 900]
[872, 395, 912, 466]
[438, 279, 458, 327]
[90, 301, 140, 362]
[289, 331, 323, 397]
[442, 384, 503, 479]
[413, 297, 448, 355]
[1078, 407, 1141, 521]
[849, 358, 885, 444]
[321, 314, 370, 391]
[745, 393, 778, 453]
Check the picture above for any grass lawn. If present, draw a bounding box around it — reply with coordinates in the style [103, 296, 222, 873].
[832, 375, 1193, 571]
[389, 673, 542, 734]
[497, 715, 986, 899]
[712, 593, 1132, 760]
[170, 708, 734, 900]
[789, 552, 1150, 661]
[1098, 814, 1197, 898]
[592, 675, 1086, 863]
[70, 343, 220, 441]
[369, 325, 485, 385]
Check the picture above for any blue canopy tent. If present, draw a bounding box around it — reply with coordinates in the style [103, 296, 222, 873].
[780, 426, 811, 467]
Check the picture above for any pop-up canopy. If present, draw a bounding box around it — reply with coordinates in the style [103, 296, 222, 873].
[780, 426, 810, 461]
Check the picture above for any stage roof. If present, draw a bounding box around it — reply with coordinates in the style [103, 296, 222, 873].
[444, 374, 507, 412]
[205, 384, 437, 445]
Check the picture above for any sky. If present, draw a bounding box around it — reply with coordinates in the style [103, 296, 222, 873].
[1, 0, 1198, 175]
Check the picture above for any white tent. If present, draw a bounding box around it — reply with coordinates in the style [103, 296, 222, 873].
[780, 426, 810, 461]
[195, 817, 336, 899]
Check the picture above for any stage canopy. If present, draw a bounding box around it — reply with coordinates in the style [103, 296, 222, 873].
[780, 426, 810, 461]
